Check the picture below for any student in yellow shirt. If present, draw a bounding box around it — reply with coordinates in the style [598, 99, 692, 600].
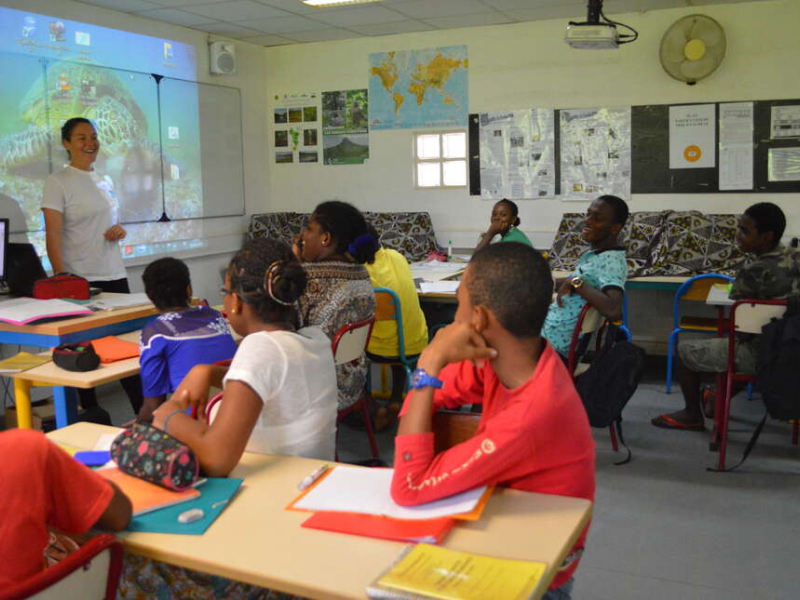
[365, 225, 429, 428]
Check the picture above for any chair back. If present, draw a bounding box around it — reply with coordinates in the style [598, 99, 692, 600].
[673, 273, 733, 325]
[432, 410, 481, 454]
[373, 287, 408, 362]
[1, 534, 123, 600]
[731, 299, 787, 334]
[331, 317, 376, 365]
[567, 304, 604, 374]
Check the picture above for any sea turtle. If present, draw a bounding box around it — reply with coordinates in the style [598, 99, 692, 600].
[0, 61, 149, 170]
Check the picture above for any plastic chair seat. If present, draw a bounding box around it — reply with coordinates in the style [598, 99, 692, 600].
[677, 316, 719, 331]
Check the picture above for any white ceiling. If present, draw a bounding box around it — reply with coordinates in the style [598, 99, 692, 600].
[74, 0, 766, 47]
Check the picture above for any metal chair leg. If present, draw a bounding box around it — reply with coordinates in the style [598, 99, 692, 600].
[666, 329, 679, 394]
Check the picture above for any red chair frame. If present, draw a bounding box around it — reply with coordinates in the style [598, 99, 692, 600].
[332, 317, 380, 461]
[0, 534, 123, 600]
[712, 298, 798, 470]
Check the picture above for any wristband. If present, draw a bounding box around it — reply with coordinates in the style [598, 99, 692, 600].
[410, 368, 444, 390]
[162, 409, 187, 434]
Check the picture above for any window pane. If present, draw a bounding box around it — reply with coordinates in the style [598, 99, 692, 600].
[416, 134, 440, 159]
[417, 162, 441, 187]
[442, 160, 467, 186]
[442, 132, 466, 158]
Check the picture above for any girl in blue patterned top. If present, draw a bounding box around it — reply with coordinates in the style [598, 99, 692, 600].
[136, 257, 238, 423]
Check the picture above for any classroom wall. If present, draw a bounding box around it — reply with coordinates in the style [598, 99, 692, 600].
[263, 0, 800, 251]
[0, 0, 267, 303]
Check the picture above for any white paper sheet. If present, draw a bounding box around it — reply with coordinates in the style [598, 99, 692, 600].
[88, 293, 152, 311]
[419, 281, 460, 294]
[294, 466, 488, 520]
[0, 297, 93, 325]
[719, 102, 754, 191]
[669, 104, 716, 169]
[770, 105, 800, 139]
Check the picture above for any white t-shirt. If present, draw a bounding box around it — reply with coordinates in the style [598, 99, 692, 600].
[222, 327, 338, 460]
[41, 166, 126, 281]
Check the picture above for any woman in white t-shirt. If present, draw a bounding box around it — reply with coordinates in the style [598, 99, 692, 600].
[151, 237, 338, 476]
[41, 117, 128, 292]
[41, 117, 141, 421]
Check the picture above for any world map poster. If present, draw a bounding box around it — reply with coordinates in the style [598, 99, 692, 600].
[368, 45, 468, 130]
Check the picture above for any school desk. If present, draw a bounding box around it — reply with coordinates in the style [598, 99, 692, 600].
[47, 422, 594, 600]
[6, 331, 142, 429]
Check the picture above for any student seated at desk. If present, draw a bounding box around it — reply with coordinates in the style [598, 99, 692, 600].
[653, 202, 800, 431]
[541, 195, 629, 357]
[136, 257, 237, 424]
[151, 238, 338, 476]
[391, 243, 595, 600]
[475, 198, 533, 252]
[364, 225, 429, 429]
[0, 429, 131, 587]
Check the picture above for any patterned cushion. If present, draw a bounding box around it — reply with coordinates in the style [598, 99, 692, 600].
[248, 211, 438, 262]
[548, 211, 745, 277]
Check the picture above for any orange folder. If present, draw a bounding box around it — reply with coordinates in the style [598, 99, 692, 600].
[98, 467, 200, 516]
[302, 512, 456, 545]
[91, 336, 140, 363]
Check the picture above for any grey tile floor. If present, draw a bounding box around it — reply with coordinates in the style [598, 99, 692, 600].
[6, 373, 800, 599]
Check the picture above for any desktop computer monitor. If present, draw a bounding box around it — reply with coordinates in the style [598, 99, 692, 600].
[0, 218, 8, 283]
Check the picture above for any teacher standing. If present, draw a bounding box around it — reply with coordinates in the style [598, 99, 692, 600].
[41, 117, 142, 421]
[42, 117, 130, 292]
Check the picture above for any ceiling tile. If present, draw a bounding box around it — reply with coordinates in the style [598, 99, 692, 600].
[192, 21, 264, 38]
[135, 8, 217, 26]
[310, 5, 409, 26]
[238, 15, 333, 33]
[422, 12, 514, 29]
[239, 33, 296, 46]
[284, 28, 359, 42]
[143, 0, 220, 7]
[389, 0, 496, 20]
[254, 0, 332, 14]
[480, 0, 574, 10]
[347, 19, 435, 36]
[78, 0, 162, 11]
[184, 0, 291, 21]
[502, 6, 589, 23]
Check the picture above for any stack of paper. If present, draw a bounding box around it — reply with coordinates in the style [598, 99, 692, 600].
[419, 281, 460, 294]
[89, 293, 152, 311]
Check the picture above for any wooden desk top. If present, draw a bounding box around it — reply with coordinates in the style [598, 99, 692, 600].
[48, 423, 592, 600]
[0, 294, 157, 336]
[7, 331, 141, 388]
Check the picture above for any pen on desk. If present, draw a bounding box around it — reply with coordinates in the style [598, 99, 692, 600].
[297, 464, 329, 491]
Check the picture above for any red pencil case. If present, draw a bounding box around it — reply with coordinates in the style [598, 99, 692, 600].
[33, 274, 90, 300]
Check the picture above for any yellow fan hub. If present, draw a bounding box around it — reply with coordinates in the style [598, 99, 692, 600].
[684, 38, 706, 61]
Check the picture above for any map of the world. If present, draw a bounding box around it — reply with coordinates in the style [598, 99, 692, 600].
[368, 45, 468, 130]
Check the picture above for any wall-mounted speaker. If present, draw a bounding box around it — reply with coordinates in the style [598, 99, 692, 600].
[209, 41, 236, 75]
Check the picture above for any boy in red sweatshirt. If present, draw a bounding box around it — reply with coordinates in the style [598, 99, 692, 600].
[392, 242, 595, 599]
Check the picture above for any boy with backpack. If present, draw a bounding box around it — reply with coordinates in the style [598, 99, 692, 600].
[391, 242, 595, 600]
[652, 202, 800, 432]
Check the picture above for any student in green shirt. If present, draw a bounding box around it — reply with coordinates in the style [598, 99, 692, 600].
[475, 199, 533, 252]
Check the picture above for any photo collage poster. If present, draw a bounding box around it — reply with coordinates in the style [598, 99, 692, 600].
[273, 92, 320, 164]
[560, 107, 632, 202]
[479, 108, 556, 200]
[322, 89, 369, 165]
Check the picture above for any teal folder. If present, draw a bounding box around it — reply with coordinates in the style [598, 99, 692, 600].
[127, 478, 243, 535]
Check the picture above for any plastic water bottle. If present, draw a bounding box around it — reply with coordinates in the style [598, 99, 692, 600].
[447, 240, 453, 259]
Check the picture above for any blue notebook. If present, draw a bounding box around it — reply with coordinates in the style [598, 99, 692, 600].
[127, 478, 243, 535]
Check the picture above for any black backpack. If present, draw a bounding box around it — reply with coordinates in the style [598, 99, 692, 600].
[757, 299, 800, 421]
[574, 325, 647, 465]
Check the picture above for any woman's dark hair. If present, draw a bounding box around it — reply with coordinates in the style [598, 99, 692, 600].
[497, 199, 521, 227]
[142, 257, 191, 311]
[61, 117, 94, 142]
[311, 200, 378, 264]
[228, 237, 307, 322]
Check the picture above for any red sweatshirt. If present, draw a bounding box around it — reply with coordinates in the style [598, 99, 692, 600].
[391, 343, 596, 589]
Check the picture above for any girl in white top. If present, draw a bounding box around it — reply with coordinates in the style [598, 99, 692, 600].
[41, 118, 128, 289]
[152, 237, 338, 476]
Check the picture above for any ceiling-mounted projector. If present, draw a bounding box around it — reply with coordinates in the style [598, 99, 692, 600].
[565, 1, 638, 49]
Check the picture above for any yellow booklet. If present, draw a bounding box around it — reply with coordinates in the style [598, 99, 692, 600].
[0, 352, 51, 374]
[372, 544, 547, 600]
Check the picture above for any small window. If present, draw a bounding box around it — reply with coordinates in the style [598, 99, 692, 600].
[414, 131, 467, 189]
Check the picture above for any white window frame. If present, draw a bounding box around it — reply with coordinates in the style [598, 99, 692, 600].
[413, 130, 468, 190]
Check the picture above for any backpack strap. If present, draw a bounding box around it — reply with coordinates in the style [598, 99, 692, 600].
[612, 418, 632, 466]
[707, 411, 768, 473]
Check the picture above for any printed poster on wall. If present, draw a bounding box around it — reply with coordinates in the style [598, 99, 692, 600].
[719, 102, 754, 191]
[272, 92, 319, 164]
[479, 109, 556, 200]
[559, 107, 631, 202]
[368, 45, 468, 130]
[770, 105, 800, 139]
[322, 89, 369, 165]
[669, 104, 715, 169]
